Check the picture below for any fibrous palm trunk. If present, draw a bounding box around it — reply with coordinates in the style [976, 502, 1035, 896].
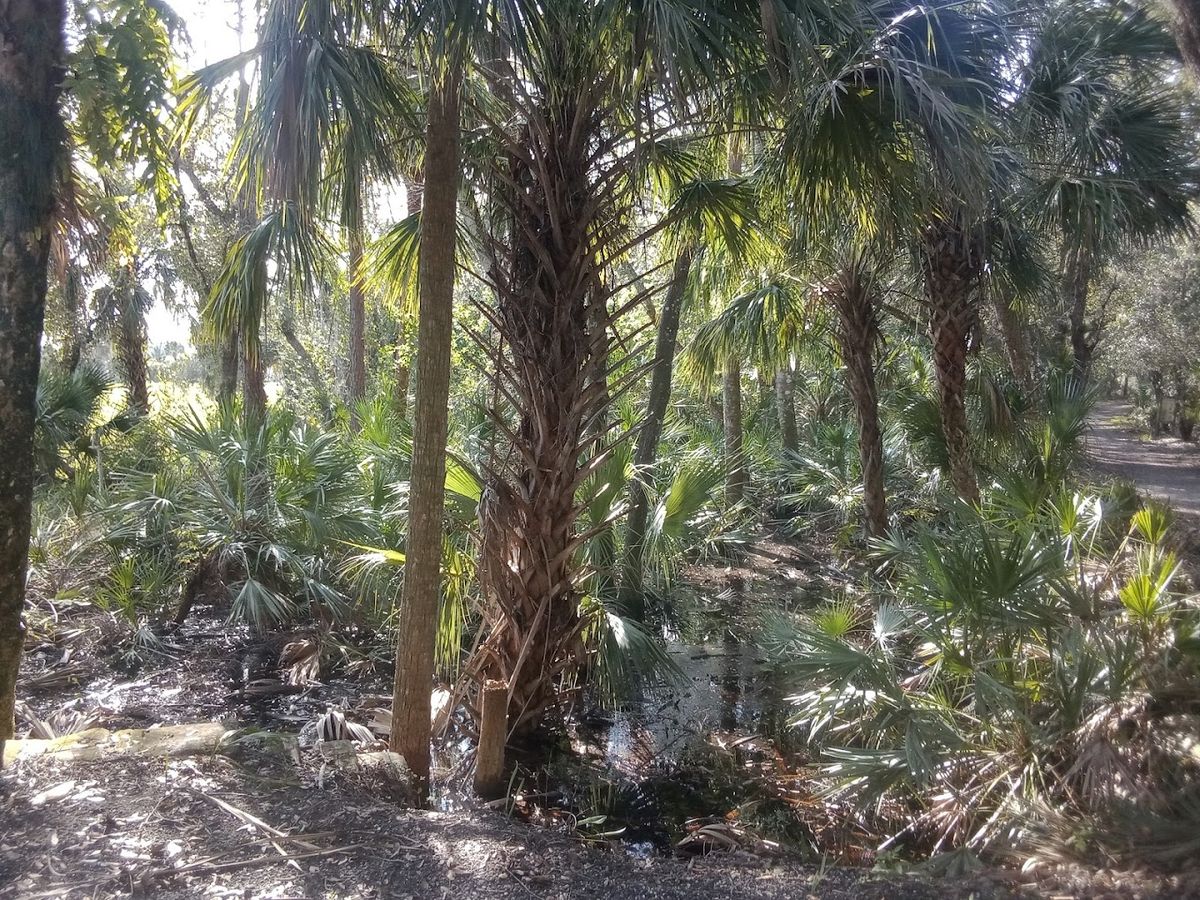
[0, 0, 67, 748]
[389, 70, 462, 787]
[118, 290, 150, 413]
[471, 76, 625, 737]
[61, 263, 85, 372]
[723, 364, 746, 506]
[921, 217, 982, 504]
[1065, 242, 1094, 381]
[828, 266, 887, 538]
[775, 369, 798, 453]
[619, 250, 693, 620]
[218, 329, 239, 405]
[242, 335, 268, 422]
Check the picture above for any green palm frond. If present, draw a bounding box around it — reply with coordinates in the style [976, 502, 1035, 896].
[687, 275, 808, 378]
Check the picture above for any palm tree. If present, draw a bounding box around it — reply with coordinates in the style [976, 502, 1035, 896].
[1013, 0, 1199, 381]
[183, 0, 466, 787]
[760, 0, 1000, 515]
[774, 369, 799, 453]
[181, 0, 410, 425]
[461, 0, 747, 736]
[820, 257, 888, 537]
[0, 0, 68, 747]
[921, 212, 985, 502]
[92, 259, 158, 414]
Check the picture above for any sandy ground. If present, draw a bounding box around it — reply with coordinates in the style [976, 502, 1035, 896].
[0, 752, 1025, 900]
[1086, 400, 1200, 517]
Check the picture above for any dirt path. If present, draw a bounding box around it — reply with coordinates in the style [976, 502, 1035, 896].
[1086, 400, 1200, 517]
[0, 754, 1023, 900]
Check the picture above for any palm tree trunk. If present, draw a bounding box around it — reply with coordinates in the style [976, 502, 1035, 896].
[347, 219, 367, 410]
[1169, 0, 1200, 76]
[393, 176, 423, 421]
[922, 218, 981, 504]
[723, 364, 746, 506]
[774, 369, 798, 453]
[1066, 243, 1094, 381]
[992, 291, 1032, 389]
[118, 290, 150, 413]
[0, 0, 66, 747]
[389, 70, 462, 788]
[394, 333, 410, 420]
[619, 249, 692, 620]
[242, 333, 268, 422]
[61, 264, 85, 372]
[831, 268, 887, 538]
[218, 329, 239, 405]
[472, 84, 614, 737]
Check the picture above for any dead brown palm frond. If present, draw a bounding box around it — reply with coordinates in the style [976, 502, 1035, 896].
[279, 636, 322, 686]
[15, 699, 100, 740]
[316, 707, 375, 745]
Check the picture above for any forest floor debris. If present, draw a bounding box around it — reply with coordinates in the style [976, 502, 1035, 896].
[1, 749, 1161, 900]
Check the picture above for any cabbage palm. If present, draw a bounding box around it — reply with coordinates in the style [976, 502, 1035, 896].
[751, 0, 999, 520]
[1012, 0, 1200, 379]
[181, 0, 413, 422]
[463, 0, 750, 736]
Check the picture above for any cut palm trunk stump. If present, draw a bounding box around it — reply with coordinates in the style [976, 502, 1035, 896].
[474, 679, 508, 800]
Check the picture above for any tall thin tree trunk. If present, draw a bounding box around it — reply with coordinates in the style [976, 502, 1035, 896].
[992, 291, 1032, 389]
[830, 268, 887, 538]
[723, 364, 746, 506]
[61, 263, 85, 372]
[0, 0, 67, 748]
[118, 281, 149, 413]
[393, 176, 423, 421]
[723, 143, 746, 507]
[347, 218, 367, 411]
[775, 369, 798, 453]
[218, 329, 239, 405]
[619, 250, 692, 620]
[394, 335, 410, 421]
[922, 217, 981, 504]
[242, 304, 268, 424]
[390, 71, 462, 790]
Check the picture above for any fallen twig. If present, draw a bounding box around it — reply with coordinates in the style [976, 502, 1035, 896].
[25, 845, 359, 898]
[188, 788, 318, 871]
